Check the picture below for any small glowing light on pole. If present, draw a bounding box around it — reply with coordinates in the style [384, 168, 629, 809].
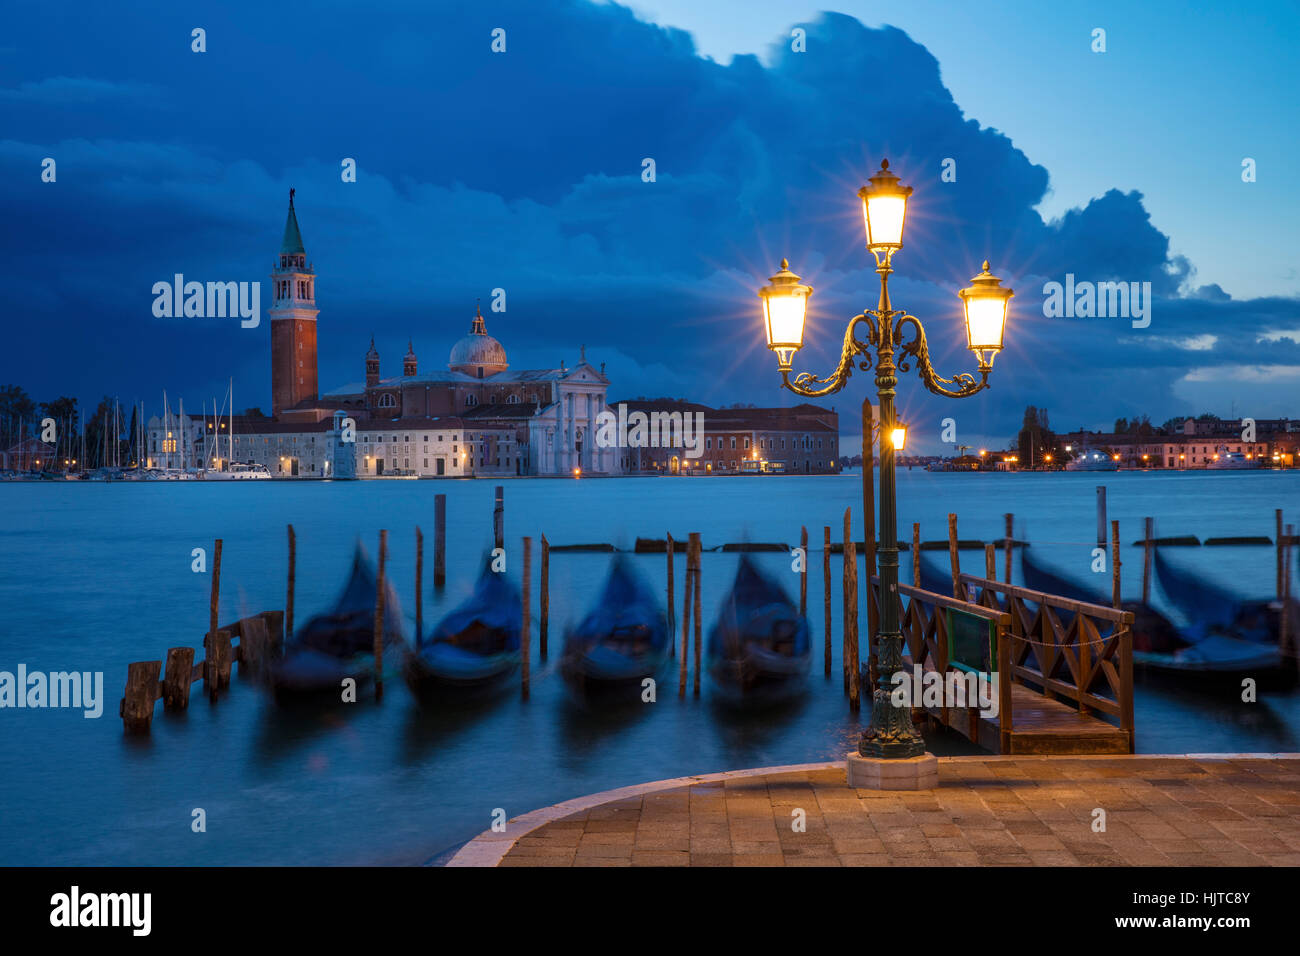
[890, 425, 907, 450]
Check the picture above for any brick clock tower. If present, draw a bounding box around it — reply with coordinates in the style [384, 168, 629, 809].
[270, 189, 319, 418]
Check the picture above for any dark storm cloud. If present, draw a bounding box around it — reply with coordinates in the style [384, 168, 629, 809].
[0, 2, 1294, 440]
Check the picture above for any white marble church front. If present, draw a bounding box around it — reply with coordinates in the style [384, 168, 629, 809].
[525, 359, 614, 476]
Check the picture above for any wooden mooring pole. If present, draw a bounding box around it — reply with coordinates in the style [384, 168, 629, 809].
[691, 532, 702, 697]
[415, 526, 424, 643]
[984, 543, 996, 582]
[286, 525, 296, 644]
[540, 534, 550, 659]
[947, 513, 960, 599]
[844, 509, 859, 712]
[374, 529, 387, 700]
[842, 508, 852, 694]
[494, 486, 504, 550]
[679, 540, 692, 698]
[522, 536, 531, 699]
[1277, 509, 1285, 598]
[799, 526, 808, 617]
[121, 661, 161, 733]
[434, 494, 446, 589]
[1096, 486, 1107, 547]
[1003, 512, 1013, 583]
[162, 647, 194, 710]
[1111, 519, 1122, 609]
[912, 523, 921, 587]
[1142, 517, 1153, 605]
[1281, 523, 1293, 665]
[823, 526, 832, 678]
[666, 532, 675, 656]
[206, 538, 224, 701]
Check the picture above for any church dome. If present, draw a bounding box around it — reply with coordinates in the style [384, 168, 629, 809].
[449, 304, 508, 375]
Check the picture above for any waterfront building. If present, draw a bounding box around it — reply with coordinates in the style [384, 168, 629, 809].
[614, 399, 839, 475]
[1059, 429, 1288, 468]
[0, 435, 48, 472]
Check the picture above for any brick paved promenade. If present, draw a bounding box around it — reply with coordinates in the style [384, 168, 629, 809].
[447, 755, 1300, 866]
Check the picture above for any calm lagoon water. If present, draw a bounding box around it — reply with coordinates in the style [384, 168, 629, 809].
[1, 471, 1297, 865]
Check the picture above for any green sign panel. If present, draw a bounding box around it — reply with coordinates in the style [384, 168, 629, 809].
[946, 609, 997, 674]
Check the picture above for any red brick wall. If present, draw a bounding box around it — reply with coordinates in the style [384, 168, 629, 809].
[271, 318, 317, 417]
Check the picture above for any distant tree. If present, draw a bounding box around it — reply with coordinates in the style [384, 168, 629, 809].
[84, 396, 115, 468]
[1017, 406, 1060, 466]
[0, 385, 37, 449]
[128, 405, 139, 465]
[1113, 417, 1129, 434]
[38, 397, 79, 466]
[243, 407, 267, 419]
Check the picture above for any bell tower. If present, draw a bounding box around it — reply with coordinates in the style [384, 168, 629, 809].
[269, 188, 319, 417]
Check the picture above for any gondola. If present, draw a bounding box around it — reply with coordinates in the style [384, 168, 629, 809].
[1023, 549, 1285, 680]
[1153, 550, 1291, 645]
[706, 555, 810, 704]
[268, 543, 408, 702]
[560, 557, 669, 693]
[403, 562, 521, 701]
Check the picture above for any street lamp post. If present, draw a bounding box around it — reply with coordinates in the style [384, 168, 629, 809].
[759, 159, 1013, 761]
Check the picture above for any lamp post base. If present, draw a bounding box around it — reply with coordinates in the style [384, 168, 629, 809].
[846, 751, 938, 791]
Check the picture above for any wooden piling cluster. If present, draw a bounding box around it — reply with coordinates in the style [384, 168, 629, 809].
[122, 614, 289, 732]
[121, 535, 292, 733]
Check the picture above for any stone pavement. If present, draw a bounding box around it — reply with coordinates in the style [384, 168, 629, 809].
[484, 755, 1300, 866]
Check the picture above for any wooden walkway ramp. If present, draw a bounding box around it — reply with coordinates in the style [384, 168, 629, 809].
[868, 574, 1134, 755]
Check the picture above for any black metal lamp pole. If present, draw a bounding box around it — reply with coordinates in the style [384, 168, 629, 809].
[760, 161, 1013, 759]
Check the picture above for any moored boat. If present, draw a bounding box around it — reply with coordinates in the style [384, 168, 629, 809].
[404, 562, 521, 701]
[560, 557, 669, 693]
[1064, 449, 1118, 471]
[1025, 549, 1288, 681]
[706, 555, 810, 704]
[1206, 447, 1262, 470]
[1153, 551, 1283, 645]
[267, 543, 407, 701]
[204, 462, 272, 480]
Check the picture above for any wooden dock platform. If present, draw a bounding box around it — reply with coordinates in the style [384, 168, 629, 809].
[968, 684, 1130, 754]
[869, 570, 1135, 756]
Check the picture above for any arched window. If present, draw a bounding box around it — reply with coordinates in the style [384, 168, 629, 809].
[507, 394, 520, 404]
[465, 394, 478, 406]
[378, 393, 396, 409]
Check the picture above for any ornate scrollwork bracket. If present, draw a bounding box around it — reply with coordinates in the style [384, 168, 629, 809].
[781, 312, 879, 397]
[892, 314, 990, 398]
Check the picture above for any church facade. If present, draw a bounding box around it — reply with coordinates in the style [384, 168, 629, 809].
[320, 306, 614, 476]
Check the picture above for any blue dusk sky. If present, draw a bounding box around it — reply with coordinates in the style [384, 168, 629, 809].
[1, 0, 1297, 452]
